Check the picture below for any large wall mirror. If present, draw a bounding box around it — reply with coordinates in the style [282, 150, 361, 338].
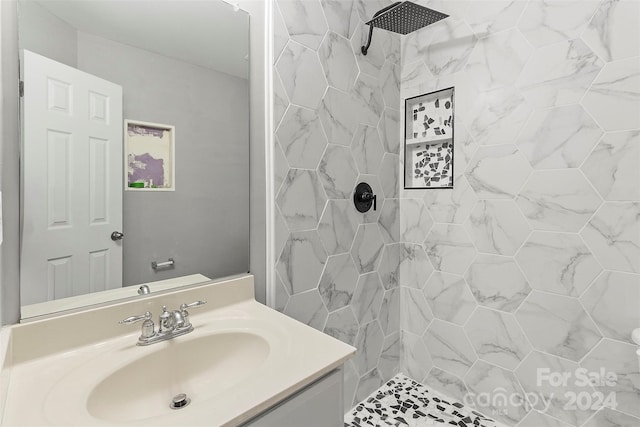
[18, 0, 250, 319]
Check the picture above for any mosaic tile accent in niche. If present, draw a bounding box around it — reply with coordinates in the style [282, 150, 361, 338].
[345, 374, 502, 427]
[411, 142, 453, 188]
[404, 87, 455, 189]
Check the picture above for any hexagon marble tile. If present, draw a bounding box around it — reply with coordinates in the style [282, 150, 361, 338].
[284, 288, 328, 330]
[580, 271, 640, 344]
[276, 105, 327, 169]
[423, 271, 475, 326]
[515, 291, 602, 362]
[581, 131, 640, 201]
[516, 104, 602, 169]
[318, 199, 358, 256]
[424, 224, 476, 275]
[581, 0, 640, 62]
[515, 232, 601, 297]
[351, 223, 385, 274]
[351, 124, 384, 175]
[423, 320, 476, 378]
[275, 40, 327, 110]
[276, 0, 327, 50]
[276, 230, 327, 295]
[318, 31, 358, 92]
[324, 306, 359, 346]
[464, 200, 531, 256]
[466, 254, 532, 313]
[581, 202, 640, 273]
[276, 169, 327, 231]
[351, 272, 384, 325]
[318, 253, 359, 312]
[317, 144, 358, 199]
[465, 144, 532, 199]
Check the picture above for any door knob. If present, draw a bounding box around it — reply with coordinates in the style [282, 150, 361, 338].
[111, 231, 124, 241]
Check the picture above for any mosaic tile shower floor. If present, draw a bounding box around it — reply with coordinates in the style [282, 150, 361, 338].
[345, 374, 504, 427]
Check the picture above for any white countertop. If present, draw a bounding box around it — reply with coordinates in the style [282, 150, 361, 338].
[0, 274, 355, 426]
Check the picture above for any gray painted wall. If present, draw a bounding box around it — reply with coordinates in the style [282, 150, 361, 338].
[77, 32, 250, 286]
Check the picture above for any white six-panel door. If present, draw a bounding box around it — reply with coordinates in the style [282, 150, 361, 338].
[21, 50, 123, 305]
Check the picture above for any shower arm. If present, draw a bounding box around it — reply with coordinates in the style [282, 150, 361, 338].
[361, 2, 401, 56]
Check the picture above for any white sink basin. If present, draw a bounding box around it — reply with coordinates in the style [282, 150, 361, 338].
[87, 332, 270, 422]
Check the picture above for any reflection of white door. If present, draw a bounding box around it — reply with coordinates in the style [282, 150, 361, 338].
[21, 50, 123, 305]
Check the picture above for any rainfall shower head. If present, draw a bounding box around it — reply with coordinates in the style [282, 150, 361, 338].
[361, 1, 448, 55]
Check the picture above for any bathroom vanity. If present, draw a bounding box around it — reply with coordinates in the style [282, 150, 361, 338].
[0, 275, 355, 426]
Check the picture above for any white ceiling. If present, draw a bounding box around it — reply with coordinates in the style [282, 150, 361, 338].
[37, 0, 249, 79]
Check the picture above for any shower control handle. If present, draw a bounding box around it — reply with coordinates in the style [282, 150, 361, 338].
[111, 231, 124, 241]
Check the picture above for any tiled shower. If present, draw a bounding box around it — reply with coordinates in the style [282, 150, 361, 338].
[272, 0, 640, 426]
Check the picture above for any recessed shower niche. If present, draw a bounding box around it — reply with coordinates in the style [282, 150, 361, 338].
[404, 87, 454, 189]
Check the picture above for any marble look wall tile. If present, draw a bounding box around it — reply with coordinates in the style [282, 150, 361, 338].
[353, 320, 384, 375]
[379, 287, 400, 336]
[317, 144, 358, 199]
[378, 243, 401, 290]
[425, 367, 470, 404]
[318, 87, 360, 146]
[275, 272, 290, 312]
[452, 124, 479, 179]
[465, 361, 530, 425]
[273, 3, 290, 63]
[465, 86, 532, 147]
[379, 154, 399, 200]
[465, 29, 532, 91]
[273, 71, 289, 128]
[378, 199, 400, 244]
[378, 108, 401, 155]
[351, 223, 385, 273]
[582, 131, 640, 201]
[276, 105, 327, 169]
[275, 41, 327, 110]
[464, 200, 531, 256]
[424, 224, 476, 275]
[352, 73, 385, 126]
[423, 176, 478, 224]
[515, 291, 602, 361]
[408, 19, 477, 77]
[582, 0, 640, 62]
[464, 307, 532, 371]
[276, 0, 328, 50]
[424, 271, 476, 325]
[355, 368, 384, 403]
[318, 31, 358, 93]
[277, 230, 327, 295]
[318, 253, 359, 312]
[465, 254, 532, 313]
[400, 287, 433, 336]
[398, 243, 434, 289]
[518, 0, 600, 48]
[379, 61, 400, 109]
[516, 351, 597, 426]
[517, 39, 603, 108]
[356, 174, 384, 223]
[399, 60, 432, 98]
[401, 331, 433, 382]
[320, 0, 359, 40]
[516, 170, 602, 232]
[518, 410, 572, 427]
[274, 207, 289, 262]
[464, 0, 527, 36]
[516, 232, 601, 297]
[582, 408, 640, 427]
[517, 104, 603, 169]
[284, 288, 328, 331]
[323, 305, 359, 345]
[582, 57, 640, 132]
[273, 140, 289, 196]
[581, 271, 640, 344]
[378, 30, 401, 66]
[351, 272, 385, 324]
[351, 124, 384, 174]
[424, 319, 476, 378]
[399, 199, 433, 244]
[378, 332, 401, 381]
[580, 339, 640, 418]
[276, 169, 327, 231]
[318, 199, 358, 255]
[351, 21, 385, 78]
[580, 202, 640, 273]
[465, 145, 532, 199]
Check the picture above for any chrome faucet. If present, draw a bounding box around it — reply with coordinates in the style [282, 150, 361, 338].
[120, 300, 207, 346]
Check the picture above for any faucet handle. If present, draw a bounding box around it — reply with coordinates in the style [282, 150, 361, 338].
[119, 311, 155, 340]
[180, 300, 207, 311]
[120, 311, 152, 324]
[180, 300, 207, 328]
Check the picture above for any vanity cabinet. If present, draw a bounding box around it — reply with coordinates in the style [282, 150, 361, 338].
[242, 368, 344, 427]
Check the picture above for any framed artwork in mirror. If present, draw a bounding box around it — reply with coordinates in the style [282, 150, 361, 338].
[125, 119, 175, 191]
[404, 87, 454, 189]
